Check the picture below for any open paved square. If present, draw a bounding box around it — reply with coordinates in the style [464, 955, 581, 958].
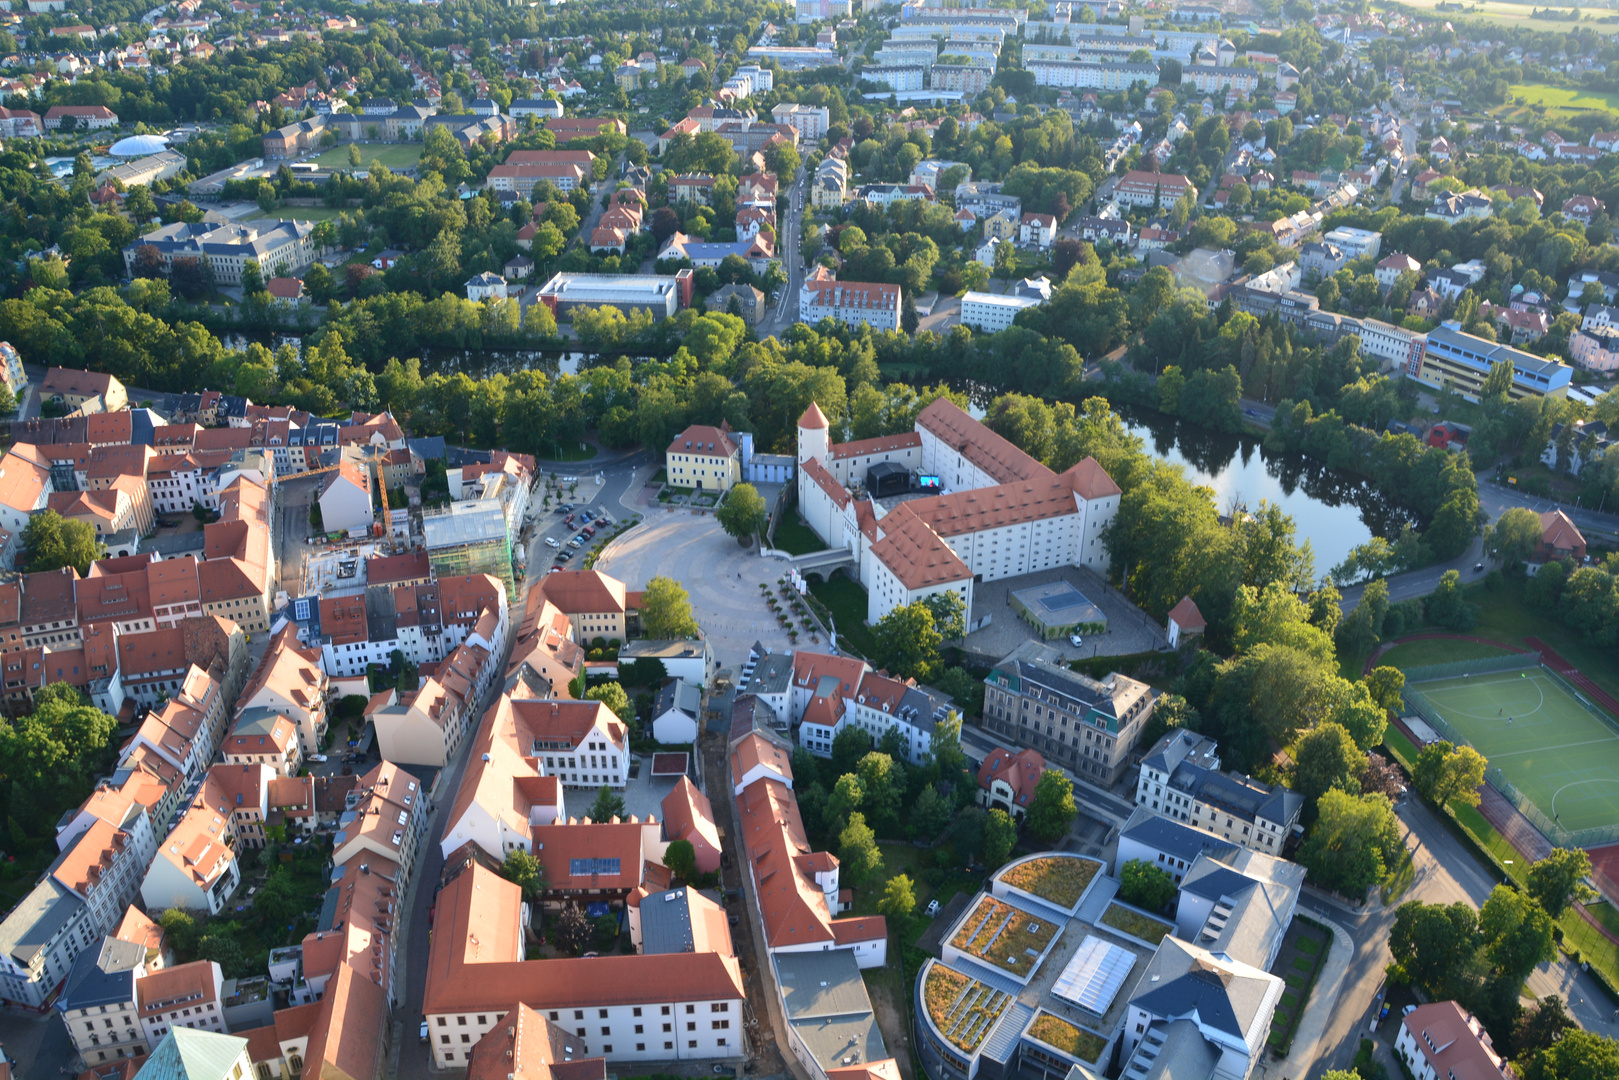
[592, 512, 795, 670]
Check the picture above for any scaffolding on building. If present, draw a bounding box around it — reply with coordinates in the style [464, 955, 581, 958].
[421, 500, 515, 599]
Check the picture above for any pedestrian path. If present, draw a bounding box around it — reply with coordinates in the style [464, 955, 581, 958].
[1285, 910, 1355, 1073]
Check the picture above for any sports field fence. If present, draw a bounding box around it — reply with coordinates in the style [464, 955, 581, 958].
[1540, 664, 1619, 742]
[1401, 658, 1619, 850]
[1401, 652, 1542, 684]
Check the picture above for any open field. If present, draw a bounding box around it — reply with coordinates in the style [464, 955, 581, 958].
[1381, 0, 1601, 32]
[306, 142, 425, 170]
[1509, 82, 1619, 115]
[246, 205, 347, 223]
[1409, 669, 1619, 834]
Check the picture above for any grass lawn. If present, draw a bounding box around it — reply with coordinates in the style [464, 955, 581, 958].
[1586, 900, 1619, 938]
[807, 570, 878, 659]
[1376, 637, 1518, 671]
[1509, 82, 1619, 114]
[307, 142, 425, 170]
[246, 205, 348, 223]
[1468, 578, 1619, 705]
[772, 513, 826, 556]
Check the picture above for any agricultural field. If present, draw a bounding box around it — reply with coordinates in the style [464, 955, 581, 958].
[1380, 0, 1605, 32]
[1504, 82, 1619, 118]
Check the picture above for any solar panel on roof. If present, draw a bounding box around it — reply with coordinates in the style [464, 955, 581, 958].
[294, 599, 310, 621]
[1052, 935, 1136, 1016]
[570, 857, 621, 877]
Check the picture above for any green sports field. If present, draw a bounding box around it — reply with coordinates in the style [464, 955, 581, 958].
[1409, 670, 1619, 834]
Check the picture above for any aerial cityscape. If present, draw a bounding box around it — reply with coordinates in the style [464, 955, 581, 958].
[0, 0, 1616, 1079]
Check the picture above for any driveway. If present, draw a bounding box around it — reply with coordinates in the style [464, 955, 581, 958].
[591, 513, 795, 668]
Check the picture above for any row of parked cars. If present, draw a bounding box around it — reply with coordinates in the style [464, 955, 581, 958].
[546, 506, 615, 569]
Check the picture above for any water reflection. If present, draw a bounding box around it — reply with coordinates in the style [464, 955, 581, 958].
[1117, 405, 1416, 572]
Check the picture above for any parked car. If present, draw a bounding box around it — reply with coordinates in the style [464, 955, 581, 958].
[544, 537, 560, 548]
[420, 1023, 429, 1044]
[582, 526, 597, 538]
[1069, 634, 1083, 647]
[568, 538, 583, 549]
[309, 754, 328, 763]
[563, 515, 575, 525]
[560, 504, 574, 513]
[556, 550, 573, 562]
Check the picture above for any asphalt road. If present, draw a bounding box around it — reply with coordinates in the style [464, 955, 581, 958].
[768, 165, 808, 332]
[1312, 793, 1619, 1076]
[522, 449, 648, 578]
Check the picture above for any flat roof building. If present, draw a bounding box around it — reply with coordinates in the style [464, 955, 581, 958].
[536, 271, 694, 320]
[1414, 321, 1572, 401]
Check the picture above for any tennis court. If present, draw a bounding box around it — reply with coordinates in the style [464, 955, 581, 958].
[1408, 669, 1619, 835]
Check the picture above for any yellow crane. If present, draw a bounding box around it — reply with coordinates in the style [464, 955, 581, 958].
[271, 461, 341, 485]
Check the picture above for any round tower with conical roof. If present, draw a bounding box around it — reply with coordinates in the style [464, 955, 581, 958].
[797, 401, 830, 467]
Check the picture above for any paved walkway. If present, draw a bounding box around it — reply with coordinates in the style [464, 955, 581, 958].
[1284, 910, 1355, 1071]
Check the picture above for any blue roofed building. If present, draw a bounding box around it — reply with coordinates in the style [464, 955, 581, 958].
[58, 936, 151, 1065]
[1115, 805, 1239, 884]
[1413, 321, 1573, 401]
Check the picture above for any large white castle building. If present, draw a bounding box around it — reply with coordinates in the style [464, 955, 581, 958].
[794, 398, 1121, 624]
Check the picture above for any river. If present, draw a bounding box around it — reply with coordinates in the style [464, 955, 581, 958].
[1118, 406, 1416, 575]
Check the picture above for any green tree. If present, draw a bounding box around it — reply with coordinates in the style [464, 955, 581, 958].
[1485, 506, 1545, 568]
[857, 752, 904, 835]
[827, 772, 865, 832]
[1389, 900, 1483, 998]
[587, 785, 626, 822]
[159, 909, 200, 958]
[1518, 1031, 1619, 1080]
[1365, 666, 1406, 714]
[1413, 740, 1487, 808]
[838, 812, 883, 888]
[348, 142, 362, 168]
[1119, 859, 1177, 912]
[872, 600, 943, 681]
[1480, 358, 1515, 400]
[502, 848, 546, 899]
[920, 591, 967, 642]
[910, 785, 953, 839]
[241, 258, 265, 296]
[22, 510, 104, 575]
[832, 725, 872, 777]
[983, 808, 1017, 869]
[1479, 883, 1555, 982]
[1293, 721, 1366, 805]
[639, 576, 699, 638]
[1526, 848, 1597, 918]
[1513, 996, 1576, 1057]
[716, 482, 769, 545]
[1024, 770, 1078, 844]
[663, 839, 698, 883]
[586, 682, 636, 734]
[951, 806, 987, 863]
[1297, 789, 1403, 898]
[877, 873, 916, 918]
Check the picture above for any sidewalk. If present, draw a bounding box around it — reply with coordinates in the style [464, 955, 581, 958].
[1285, 910, 1355, 1068]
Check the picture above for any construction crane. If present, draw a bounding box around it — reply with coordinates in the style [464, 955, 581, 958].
[271, 461, 341, 485]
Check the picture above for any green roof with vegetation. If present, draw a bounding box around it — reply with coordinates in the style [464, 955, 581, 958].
[923, 963, 1012, 1053]
[998, 855, 1103, 910]
[1026, 1011, 1108, 1063]
[1099, 902, 1174, 945]
[949, 894, 1060, 975]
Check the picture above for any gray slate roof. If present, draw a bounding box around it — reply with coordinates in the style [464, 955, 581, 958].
[1129, 939, 1274, 1041]
[1119, 806, 1239, 865]
[0, 875, 84, 968]
[59, 936, 146, 1012]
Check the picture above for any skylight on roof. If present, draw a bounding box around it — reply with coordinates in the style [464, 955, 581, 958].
[1052, 935, 1136, 1016]
[570, 857, 621, 877]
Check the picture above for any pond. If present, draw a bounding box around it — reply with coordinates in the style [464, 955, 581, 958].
[1118, 405, 1416, 575]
